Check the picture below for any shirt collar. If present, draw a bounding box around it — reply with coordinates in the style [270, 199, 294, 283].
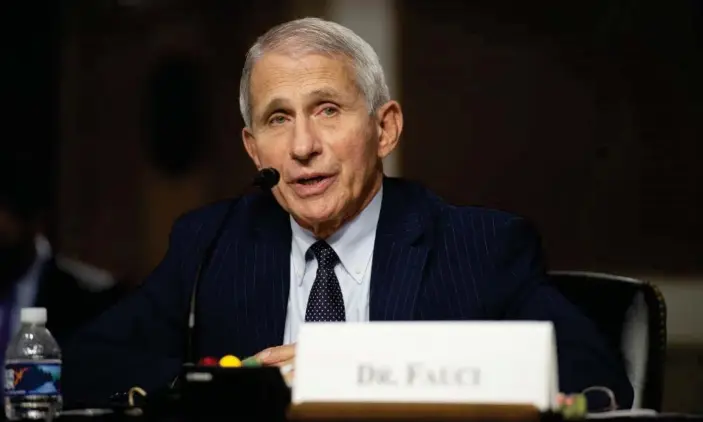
[290, 186, 383, 284]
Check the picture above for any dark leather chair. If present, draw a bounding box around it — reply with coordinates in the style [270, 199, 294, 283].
[549, 271, 667, 411]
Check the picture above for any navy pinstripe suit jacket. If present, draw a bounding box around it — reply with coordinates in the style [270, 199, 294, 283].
[63, 177, 633, 409]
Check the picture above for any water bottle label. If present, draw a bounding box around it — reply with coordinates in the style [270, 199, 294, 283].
[4, 362, 61, 397]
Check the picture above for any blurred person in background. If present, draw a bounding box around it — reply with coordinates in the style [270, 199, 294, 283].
[0, 153, 126, 350]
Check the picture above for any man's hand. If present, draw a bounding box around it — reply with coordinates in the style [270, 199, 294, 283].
[255, 343, 295, 366]
[253, 344, 296, 385]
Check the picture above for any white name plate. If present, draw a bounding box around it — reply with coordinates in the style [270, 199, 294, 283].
[293, 321, 558, 411]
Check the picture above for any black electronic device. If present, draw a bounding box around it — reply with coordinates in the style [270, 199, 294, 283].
[180, 366, 291, 420]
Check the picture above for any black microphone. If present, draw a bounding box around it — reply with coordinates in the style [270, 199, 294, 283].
[183, 167, 280, 367]
[253, 167, 280, 190]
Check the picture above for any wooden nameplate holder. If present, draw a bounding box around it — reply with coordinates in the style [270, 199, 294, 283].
[288, 402, 541, 422]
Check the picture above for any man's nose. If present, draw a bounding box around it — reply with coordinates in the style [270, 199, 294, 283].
[290, 119, 321, 162]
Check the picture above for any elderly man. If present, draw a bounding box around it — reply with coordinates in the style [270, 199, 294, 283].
[63, 17, 633, 410]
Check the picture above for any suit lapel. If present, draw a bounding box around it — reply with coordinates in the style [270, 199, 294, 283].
[244, 194, 291, 352]
[228, 179, 434, 350]
[370, 178, 432, 321]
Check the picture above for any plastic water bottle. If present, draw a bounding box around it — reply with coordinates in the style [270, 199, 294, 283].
[4, 308, 62, 420]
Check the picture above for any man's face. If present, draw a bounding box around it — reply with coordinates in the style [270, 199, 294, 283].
[243, 52, 393, 232]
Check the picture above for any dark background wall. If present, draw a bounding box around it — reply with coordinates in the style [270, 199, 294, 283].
[399, 0, 703, 276]
[57, 0, 286, 280]
[7, 0, 700, 281]
[1, 1, 61, 238]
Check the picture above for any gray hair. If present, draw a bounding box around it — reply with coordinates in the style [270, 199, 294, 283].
[238, 17, 390, 127]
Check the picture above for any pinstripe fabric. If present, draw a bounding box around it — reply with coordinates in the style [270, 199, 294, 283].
[62, 177, 634, 410]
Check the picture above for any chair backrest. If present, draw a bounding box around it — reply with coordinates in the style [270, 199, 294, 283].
[548, 271, 667, 411]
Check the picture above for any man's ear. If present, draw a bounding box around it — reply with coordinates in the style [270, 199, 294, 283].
[242, 127, 261, 169]
[375, 100, 403, 159]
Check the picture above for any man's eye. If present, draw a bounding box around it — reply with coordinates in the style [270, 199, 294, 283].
[269, 115, 286, 125]
[321, 107, 338, 117]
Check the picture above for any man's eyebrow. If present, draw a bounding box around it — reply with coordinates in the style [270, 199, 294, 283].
[256, 89, 346, 123]
[308, 88, 343, 101]
[258, 97, 288, 122]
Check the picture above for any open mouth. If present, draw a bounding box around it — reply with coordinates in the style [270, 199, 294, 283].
[291, 174, 336, 197]
[297, 175, 329, 185]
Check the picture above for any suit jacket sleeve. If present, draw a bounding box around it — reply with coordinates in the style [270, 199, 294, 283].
[62, 215, 197, 406]
[490, 217, 634, 410]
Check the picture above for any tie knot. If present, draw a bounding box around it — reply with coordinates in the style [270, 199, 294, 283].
[309, 240, 339, 269]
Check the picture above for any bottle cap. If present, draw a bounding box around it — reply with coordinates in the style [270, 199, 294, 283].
[21, 307, 47, 324]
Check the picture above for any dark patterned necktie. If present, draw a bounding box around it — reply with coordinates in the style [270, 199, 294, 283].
[305, 240, 346, 322]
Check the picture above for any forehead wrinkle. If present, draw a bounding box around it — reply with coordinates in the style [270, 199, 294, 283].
[250, 55, 362, 122]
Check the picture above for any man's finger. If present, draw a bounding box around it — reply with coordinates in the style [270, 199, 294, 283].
[263, 346, 293, 364]
[275, 358, 294, 369]
[241, 354, 292, 368]
[255, 344, 295, 365]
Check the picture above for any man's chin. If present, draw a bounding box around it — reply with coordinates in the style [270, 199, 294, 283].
[294, 212, 337, 227]
[290, 207, 341, 233]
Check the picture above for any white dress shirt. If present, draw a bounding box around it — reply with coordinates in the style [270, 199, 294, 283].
[283, 187, 383, 344]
